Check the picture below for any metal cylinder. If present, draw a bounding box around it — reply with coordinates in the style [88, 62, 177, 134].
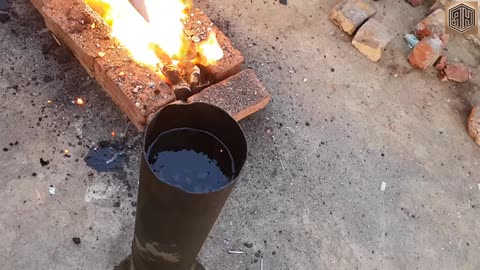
[130, 103, 247, 270]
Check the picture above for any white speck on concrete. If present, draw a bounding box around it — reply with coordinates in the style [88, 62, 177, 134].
[380, 181, 387, 191]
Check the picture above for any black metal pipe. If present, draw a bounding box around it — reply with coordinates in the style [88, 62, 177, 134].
[127, 103, 247, 270]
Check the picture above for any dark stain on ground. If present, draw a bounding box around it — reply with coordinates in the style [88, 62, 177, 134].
[40, 158, 49, 167]
[84, 141, 126, 172]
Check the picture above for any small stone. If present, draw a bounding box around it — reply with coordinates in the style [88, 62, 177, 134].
[414, 9, 446, 40]
[434, 55, 447, 71]
[444, 63, 471, 82]
[98, 51, 106, 57]
[244, 242, 254, 248]
[43, 75, 54, 83]
[72, 237, 81, 244]
[329, 0, 377, 35]
[408, 35, 442, 69]
[407, 0, 423, 7]
[468, 106, 480, 146]
[352, 18, 393, 62]
[191, 35, 201, 43]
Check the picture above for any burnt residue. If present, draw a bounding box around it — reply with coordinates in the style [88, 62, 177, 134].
[84, 141, 126, 172]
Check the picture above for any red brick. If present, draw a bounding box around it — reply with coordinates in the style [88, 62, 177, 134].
[444, 63, 472, 82]
[434, 55, 447, 71]
[414, 9, 446, 40]
[468, 106, 480, 146]
[186, 69, 270, 121]
[408, 36, 442, 69]
[186, 9, 244, 83]
[407, 0, 423, 7]
[329, 0, 377, 35]
[436, 71, 448, 82]
[352, 18, 393, 62]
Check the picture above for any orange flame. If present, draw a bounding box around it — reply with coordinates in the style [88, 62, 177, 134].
[85, 0, 223, 74]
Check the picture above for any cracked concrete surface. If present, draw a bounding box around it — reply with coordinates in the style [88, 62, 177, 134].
[1, 0, 480, 269]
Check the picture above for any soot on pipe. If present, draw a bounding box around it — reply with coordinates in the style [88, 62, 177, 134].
[117, 103, 247, 270]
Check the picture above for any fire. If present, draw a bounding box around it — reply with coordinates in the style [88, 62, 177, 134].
[85, 0, 224, 83]
[196, 32, 224, 66]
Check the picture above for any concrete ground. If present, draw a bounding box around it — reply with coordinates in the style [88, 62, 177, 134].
[1, 0, 480, 269]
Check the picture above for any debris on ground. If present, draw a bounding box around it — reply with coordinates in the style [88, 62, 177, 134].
[444, 63, 472, 82]
[227, 250, 244, 254]
[329, 0, 376, 35]
[279, 0, 287, 5]
[40, 158, 50, 167]
[414, 9, 446, 40]
[434, 55, 447, 71]
[404, 33, 419, 49]
[436, 71, 448, 82]
[406, 0, 423, 7]
[84, 141, 126, 172]
[408, 35, 442, 70]
[352, 18, 393, 62]
[468, 107, 480, 146]
[48, 185, 56, 195]
[72, 237, 81, 244]
[380, 181, 387, 191]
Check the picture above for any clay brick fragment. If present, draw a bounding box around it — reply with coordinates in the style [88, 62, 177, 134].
[434, 55, 447, 71]
[444, 63, 471, 82]
[187, 69, 270, 121]
[329, 0, 377, 35]
[408, 35, 442, 69]
[407, 0, 423, 7]
[436, 71, 448, 82]
[352, 18, 392, 62]
[468, 106, 480, 146]
[414, 9, 446, 39]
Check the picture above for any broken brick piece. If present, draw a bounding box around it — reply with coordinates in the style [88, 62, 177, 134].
[468, 106, 480, 146]
[434, 55, 447, 71]
[187, 69, 270, 121]
[352, 18, 393, 62]
[407, 0, 423, 7]
[436, 71, 448, 82]
[408, 35, 442, 69]
[414, 9, 446, 40]
[444, 63, 472, 82]
[329, 0, 377, 35]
